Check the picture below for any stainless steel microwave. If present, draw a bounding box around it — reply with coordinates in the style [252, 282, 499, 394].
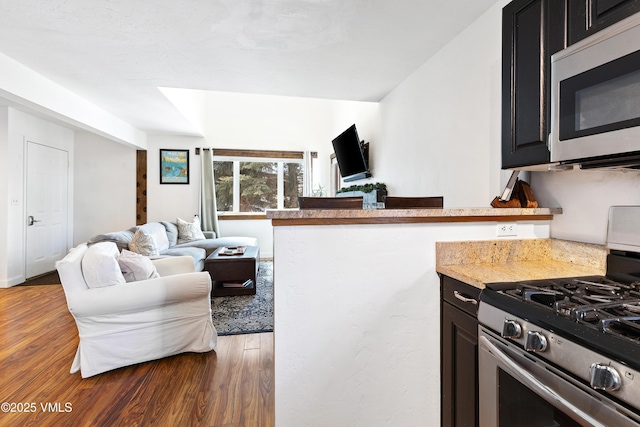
[550, 12, 640, 168]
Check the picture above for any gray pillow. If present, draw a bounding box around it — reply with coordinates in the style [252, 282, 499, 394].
[160, 221, 179, 247]
[87, 228, 136, 251]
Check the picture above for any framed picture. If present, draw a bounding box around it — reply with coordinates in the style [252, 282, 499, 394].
[159, 149, 189, 184]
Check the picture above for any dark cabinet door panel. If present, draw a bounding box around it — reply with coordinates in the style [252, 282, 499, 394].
[441, 275, 479, 427]
[442, 302, 478, 427]
[568, 0, 640, 44]
[501, 0, 565, 168]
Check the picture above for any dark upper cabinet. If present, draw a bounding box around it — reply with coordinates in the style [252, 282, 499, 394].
[568, 0, 640, 44]
[502, 0, 640, 169]
[501, 0, 566, 169]
[441, 276, 481, 427]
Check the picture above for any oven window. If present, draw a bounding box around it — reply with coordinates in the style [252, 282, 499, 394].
[559, 49, 640, 140]
[498, 369, 581, 427]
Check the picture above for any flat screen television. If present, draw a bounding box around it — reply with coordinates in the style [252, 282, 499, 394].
[332, 124, 371, 182]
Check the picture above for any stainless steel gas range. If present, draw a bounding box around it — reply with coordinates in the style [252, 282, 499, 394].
[478, 206, 640, 427]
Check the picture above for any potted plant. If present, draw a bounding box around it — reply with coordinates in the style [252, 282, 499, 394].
[336, 183, 387, 209]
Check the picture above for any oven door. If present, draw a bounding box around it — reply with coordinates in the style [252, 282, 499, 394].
[479, 327, 640, 427]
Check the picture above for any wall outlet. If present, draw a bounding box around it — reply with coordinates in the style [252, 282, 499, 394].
[497, 223, 518, 236]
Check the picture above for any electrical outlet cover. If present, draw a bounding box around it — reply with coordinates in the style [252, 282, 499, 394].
[497, 223, 518, 236]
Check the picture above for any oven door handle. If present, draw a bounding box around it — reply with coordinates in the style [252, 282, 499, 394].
[479, 336, 607, 427]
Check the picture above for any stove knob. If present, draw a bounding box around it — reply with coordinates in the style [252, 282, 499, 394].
[525, 331, 548, 352]
[590, 363, 621, 391]
[502, 319, 522, 338]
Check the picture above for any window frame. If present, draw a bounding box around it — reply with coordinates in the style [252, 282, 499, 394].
[212, 149, 314, 214]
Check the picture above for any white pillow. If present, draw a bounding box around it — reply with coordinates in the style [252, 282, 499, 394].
[117, 250, 160, 282]
[82, 242, 126, 288]
[177, 216, 206, 244]
[129, 223, 169, 255]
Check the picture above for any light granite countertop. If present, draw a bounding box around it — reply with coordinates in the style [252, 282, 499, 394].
[436, 239, 607, 289]
[267, 207, 562, 226]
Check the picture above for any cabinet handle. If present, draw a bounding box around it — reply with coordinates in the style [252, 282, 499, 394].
[453, 290, 478, 305]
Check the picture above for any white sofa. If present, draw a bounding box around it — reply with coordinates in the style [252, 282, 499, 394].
[55, 242, 217, 378]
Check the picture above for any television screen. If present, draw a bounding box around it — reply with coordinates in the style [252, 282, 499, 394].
[332, 124, 371, 182]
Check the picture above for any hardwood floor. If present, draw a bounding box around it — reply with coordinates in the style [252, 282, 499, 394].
[0, 284, 274, 427]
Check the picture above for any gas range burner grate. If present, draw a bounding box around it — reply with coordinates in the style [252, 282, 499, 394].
[601, 316, 640, 341]
[502, 276, 640, 343]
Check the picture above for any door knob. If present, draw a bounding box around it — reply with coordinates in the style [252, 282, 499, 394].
[28, 216, 41, 226]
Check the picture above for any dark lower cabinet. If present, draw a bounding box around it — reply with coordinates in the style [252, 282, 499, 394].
[441, 276, 480, 427]
[568, 0, 640, 45]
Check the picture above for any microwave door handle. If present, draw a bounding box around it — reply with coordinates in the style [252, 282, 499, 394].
[479, 336, 607, 427]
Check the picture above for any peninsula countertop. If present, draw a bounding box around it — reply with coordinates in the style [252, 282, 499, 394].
[266, 207, 562, 226]
[436, 238, 607, 289]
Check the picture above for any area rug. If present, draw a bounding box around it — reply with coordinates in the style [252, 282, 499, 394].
[211, 260, 274, 336]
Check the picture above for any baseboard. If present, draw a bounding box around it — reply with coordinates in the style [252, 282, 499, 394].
[1, 275, 25, 287]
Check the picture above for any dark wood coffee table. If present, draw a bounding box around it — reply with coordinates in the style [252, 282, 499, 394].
[204, 246, 260, 296]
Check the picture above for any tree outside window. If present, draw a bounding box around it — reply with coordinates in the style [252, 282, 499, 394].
[239, 162, 277, 212]
[213, 161, 233, 211]
[213, 152, 307, 212]
[283, 162, 303, 209]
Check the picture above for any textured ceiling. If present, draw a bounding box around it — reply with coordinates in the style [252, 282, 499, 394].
[0, 0, 497, 134]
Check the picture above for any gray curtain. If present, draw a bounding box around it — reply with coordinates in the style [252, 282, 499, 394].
[199, 148, 221, 237]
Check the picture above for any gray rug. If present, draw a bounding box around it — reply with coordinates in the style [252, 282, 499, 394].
[211, 261, 274, 335]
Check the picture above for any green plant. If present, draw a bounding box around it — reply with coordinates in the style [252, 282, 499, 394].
[336, 182, 387, 194]
[311, 184, 327, 197]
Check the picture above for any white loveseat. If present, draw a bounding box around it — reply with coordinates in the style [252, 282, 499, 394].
[55, 242, 217, 378]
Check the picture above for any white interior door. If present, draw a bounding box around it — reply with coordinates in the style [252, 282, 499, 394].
[26, 141, 69, 278]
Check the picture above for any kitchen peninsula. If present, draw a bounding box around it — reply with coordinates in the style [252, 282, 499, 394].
[266, 207, 560, 427]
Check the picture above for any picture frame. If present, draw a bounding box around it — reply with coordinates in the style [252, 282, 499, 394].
[159, 149, 189, 184]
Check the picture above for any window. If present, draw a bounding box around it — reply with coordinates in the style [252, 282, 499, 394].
[213, 149, 312, 213]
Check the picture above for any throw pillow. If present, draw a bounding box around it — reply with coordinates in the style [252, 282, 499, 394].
[128, 223, 170, 255]
[160, 221, 179, 246]
[117, 250, 160, 282]
[87, 228, 137, 251]
[81, 242, 126, 288]
[176, 216, 206, 244]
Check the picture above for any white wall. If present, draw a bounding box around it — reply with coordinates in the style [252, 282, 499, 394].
[203, 91, 381, 190]
[73, 131, 137, 245]
[146, 134, 204, 222]
[0, 108, 8, 285]
[273, 220, 550, 426]
[377, 0, 640, 247]
[1, 108, 74, 287]
[0, 51, 146, 149]
[378, 0, 510, 206]
[0, 110, 138, 286]
[532, 168, 640, 244]
[147, 93, 381, 258]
